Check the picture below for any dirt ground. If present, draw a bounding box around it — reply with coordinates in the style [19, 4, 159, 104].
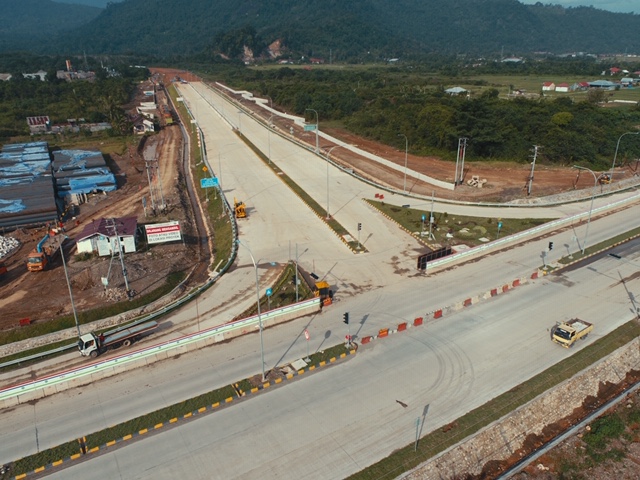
[0, 80, 199, 331]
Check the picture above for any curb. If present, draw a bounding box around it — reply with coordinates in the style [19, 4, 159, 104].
[9, 347, 357, 479]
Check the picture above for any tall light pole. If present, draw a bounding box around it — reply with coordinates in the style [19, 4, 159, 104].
[324, 145, 343, 219]
[236, 239, 266, 382]
[267, 114, 274, 164]
[610, 131, 639, 185]
[295, 244, 308, 302]
[397, 134, 408, 193]
[305, 108, 319, 153]
[61, 236, 81, 337]
[573, 166, 603, 255]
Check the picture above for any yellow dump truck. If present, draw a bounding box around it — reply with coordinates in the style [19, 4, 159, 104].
[234, 198, 246, 218]
[313, 280, 332, 307]
[552, 319, 593, 348]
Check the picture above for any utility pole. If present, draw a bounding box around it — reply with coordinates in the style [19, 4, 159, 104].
[107, 218, 132, 298]
[528, 145, 540, 196]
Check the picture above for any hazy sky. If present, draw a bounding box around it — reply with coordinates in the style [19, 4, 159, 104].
[518, 1, 640, 13]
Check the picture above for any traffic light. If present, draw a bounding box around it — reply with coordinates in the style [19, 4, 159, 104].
[343, 312, 349, 324]
[357, 223, 362, 231]
[548, 241, 554, 251]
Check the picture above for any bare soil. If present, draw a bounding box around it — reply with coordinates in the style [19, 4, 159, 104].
[0, 80, 199, 332]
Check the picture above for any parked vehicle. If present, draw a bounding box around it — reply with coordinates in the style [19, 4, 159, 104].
[552, 319, 593, 348]
[78, 321, 158, 358]
[27, 232, 65, 271]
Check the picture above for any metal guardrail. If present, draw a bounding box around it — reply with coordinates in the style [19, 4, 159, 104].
[0, 298, 320, 402]
[0, 344, 77, 369]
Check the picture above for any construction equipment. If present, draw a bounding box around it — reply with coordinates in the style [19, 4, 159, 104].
[27, 231, 65, 272]
[234, 197, 246, 218]
[314, 280, 333, 307]
[598, 174, 611, 185]
[552, 319, 593, 348]
[78, 321, 159, 358]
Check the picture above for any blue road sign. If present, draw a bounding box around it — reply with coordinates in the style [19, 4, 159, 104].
[200, 177, 219, 188]
[266, 288, 273, 297]
[303, 124, 317, 132]
[498, 221, 503, 229]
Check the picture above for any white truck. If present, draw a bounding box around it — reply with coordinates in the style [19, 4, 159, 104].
[78, 321, 158, 358]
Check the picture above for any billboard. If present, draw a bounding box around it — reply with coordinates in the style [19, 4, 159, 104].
[145, 221, 182, 245]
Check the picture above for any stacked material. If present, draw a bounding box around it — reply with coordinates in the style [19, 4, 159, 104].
[0, 235, 20, 258]
[52, 150, 117, 197]
[0, 142, 58, 229]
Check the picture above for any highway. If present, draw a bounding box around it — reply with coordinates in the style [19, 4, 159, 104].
[2, 80, 640, 478]
[38, 241, 640, 479]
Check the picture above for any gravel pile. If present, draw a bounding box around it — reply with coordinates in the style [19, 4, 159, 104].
[0, 236, 20, 259]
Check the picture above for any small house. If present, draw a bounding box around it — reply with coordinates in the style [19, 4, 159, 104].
[542, 82, 556, 91]
[76, 217, 138, 256]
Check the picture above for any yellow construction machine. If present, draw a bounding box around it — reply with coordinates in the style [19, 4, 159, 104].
[313, 280, 333, 307]
[234, 198, 246, 218]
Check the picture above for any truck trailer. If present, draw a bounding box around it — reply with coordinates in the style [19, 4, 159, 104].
[27, 232, 65, 272]
[78, 320, 158, 358]
[552, 319, 593, 348]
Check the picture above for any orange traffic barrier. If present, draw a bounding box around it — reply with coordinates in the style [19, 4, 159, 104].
[513, 279, 521, 287]
[490, 288, 498, 297]
[398, 322, 407, 332]
[434, 310, 442, 319]
[464, 298, 472, 307]
[414, 317, 423, 326]
[362, 336, 372, 344]
[502, 285, 509, 293]
[378, 328, 389, 338]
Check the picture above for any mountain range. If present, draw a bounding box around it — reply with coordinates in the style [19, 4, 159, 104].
[3, 0, 640, 59]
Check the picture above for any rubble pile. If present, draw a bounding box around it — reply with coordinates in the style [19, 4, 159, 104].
[0, 235, 20, 259]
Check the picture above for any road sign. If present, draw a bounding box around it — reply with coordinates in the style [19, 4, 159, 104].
[303, 124, 317, 132]
[266, 288, 273, 297]
[200, 177, 219, 188]
[304, 329, 310, 341]
[202, 166, 208, 172]
[498, 221, 503, 229]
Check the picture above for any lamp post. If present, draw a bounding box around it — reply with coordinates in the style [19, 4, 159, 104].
[236, 239, 266, 382]
[573, 166, 604, 255]
[610, 131, 640, 185]
[61, 236, 81, 337]
[305, 108, 319, 153]
[295, 244, 309, 302]
[398, 134, 408, 193]
[324, 145, 343, 219]
[267, 114, 274, 164]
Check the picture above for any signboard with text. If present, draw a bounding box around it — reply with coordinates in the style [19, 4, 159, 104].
[145, 221, 182, 245]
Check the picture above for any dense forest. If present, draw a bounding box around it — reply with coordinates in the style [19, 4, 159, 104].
[4, 0, 640, 59]
[0, 57, 148, 139]
[216, 65, 640, 169]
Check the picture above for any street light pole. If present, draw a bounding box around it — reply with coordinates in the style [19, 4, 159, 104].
[324, 145, 343, 219]
[610, 131, 639, 185]
[398, 134, 408, 193]
[305, 108, 319, 153]
[573, 165, 602, 255]
[267, 114, 274, 164]
[295, 244, 309, 302]
[61, 237, 81, 337]
[237, 239, 266, 382]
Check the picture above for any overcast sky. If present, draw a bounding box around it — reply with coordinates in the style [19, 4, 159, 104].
[518, 1, 640, 13]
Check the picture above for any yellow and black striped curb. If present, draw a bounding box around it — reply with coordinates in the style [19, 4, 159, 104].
[10, 347, 357, 479]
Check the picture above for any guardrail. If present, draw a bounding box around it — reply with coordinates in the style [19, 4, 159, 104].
[0, 298, 320, 407]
